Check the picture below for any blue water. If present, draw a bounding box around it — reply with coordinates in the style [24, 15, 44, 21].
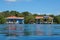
[0, 36, 60, 40]
[0, 24, 60, 40]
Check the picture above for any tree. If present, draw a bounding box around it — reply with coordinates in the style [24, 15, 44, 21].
[49, 14, 54, 17]
[10, 11, 23, 17]
[0, 15, 6, 24]
[2, 11, 10, 17]
[24, 15, 35, 24]
[22, 11, 32, 17]
[22, 11, 33, 23]
[33, 14, 38, 16]
[54, 16, 60, 24]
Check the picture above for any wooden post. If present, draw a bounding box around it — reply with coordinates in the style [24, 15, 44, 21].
[22, 20, 24, 24]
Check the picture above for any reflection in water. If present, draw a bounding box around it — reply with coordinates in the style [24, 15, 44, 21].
[0, 24, 60, 36]
[7, 36, 18, 40]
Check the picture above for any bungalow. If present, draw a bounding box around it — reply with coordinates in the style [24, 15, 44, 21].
[35, 16, 53, 24]
[6, 16, 24, 24]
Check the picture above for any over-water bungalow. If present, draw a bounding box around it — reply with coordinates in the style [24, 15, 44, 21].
[35, 16, 53, 24]
[6, 16, 24, 24]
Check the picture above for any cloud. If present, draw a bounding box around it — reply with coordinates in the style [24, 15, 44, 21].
[5, 0, 17, 2]
[5, 0, 32, 3]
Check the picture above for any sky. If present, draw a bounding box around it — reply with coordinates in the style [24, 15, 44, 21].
[0, 0, 60, 15]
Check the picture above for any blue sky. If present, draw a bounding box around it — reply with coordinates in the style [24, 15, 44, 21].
[0, 0, 60, 15]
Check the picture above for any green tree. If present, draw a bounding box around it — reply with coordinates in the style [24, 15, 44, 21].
[22, 11, 32, 17]
[49, 14, 54, 17]
[54, 16, 60, 24]
[25, 15, 35, 24]
[2, 11, 10, 17]
[0, 15, 6, 24]
[22, 11, 33, 23]
[33, 14, 38, 16]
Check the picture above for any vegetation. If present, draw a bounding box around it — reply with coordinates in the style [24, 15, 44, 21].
[0, 10, 60, 24]
[0, 15, 6, 24]
[54, 16, 60, 24]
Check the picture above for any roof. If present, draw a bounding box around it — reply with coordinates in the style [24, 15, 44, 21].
[35, 16, 53, 19]
[35, 16, 44, 19]
[6, 16, 24, 19]
[49, 17, 53, 19]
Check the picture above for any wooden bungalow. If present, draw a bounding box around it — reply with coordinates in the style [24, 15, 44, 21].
[35, 16, 53, 24]
[6, 16, 24, 24]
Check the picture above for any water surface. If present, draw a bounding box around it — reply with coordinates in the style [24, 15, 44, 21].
[0, 24, 60, 40]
